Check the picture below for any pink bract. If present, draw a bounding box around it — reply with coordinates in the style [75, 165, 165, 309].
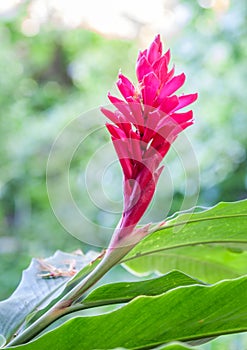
[101, 34, 197, 241]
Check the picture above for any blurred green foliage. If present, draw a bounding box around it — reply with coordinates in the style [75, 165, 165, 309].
[0, 0, 246, 311]
[0, 9, 137, 299]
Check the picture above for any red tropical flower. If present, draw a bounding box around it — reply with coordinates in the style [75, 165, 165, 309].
[101, 34, 197, 244]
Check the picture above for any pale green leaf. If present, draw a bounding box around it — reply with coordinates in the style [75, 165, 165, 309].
[123, 245, 247, 283]
[0, 250, 98, 342]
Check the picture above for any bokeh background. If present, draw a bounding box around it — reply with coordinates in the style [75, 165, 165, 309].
[0, 0, 246, 348]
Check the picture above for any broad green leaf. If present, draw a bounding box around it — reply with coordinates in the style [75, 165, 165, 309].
[82, 270, 205, 308]
[123, 245, 247, 283]
[122, 200, 247, 281]
[0, 250, 98, 342]
[9, 276, 247, 350]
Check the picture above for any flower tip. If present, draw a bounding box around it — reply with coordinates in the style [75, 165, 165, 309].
[118, 72, 124, 80]
[191, 92, 198, 104]
[181, 72, 186, 81]
[153, 34, 162, 52]
[165, 48, 171, 64]
[107, 92, 115, 103]
[154, 33, 161, 43]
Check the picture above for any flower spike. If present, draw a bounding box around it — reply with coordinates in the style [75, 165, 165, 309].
[101, 34, 197, 248]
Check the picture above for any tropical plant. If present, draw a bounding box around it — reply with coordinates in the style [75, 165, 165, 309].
[0, 35, 246, 350]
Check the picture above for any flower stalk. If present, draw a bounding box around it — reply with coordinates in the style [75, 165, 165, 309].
[7, 228, 144, 347]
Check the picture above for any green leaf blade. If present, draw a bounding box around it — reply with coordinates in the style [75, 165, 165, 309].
[122, 200, 247, 282]
[83, 270, 205, 307]
[141, 200, 247, 250]
[9, 276, 247, 350]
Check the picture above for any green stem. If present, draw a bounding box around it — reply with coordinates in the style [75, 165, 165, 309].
[7, 243, 133, 348]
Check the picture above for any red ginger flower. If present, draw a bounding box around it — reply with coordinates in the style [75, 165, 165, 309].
[101, 34, 197, 243]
